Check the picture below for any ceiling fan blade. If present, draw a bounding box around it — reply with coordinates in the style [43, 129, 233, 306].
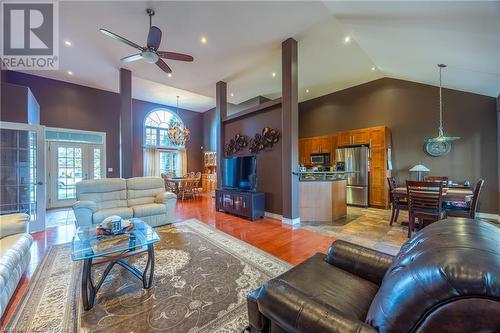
[120, 53, 144, 63]
[157, 51, 194, 62]
[147, 26, 162, 50]
[99, 28, 144, 51]
[156, 58, 172, 74]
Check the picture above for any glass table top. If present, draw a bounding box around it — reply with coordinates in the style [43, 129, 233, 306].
[71, 219, 160, 261]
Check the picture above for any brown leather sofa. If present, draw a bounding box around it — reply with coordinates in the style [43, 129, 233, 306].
[247, 217, 500, 333]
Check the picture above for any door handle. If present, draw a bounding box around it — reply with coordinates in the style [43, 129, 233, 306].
[36, 181, 43, 185]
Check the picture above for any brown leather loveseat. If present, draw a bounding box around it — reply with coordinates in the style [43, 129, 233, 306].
[247, 218, 500, 332]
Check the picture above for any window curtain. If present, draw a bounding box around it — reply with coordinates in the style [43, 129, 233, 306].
[176, 148, 187, 177]
[143, 147, 159, 176]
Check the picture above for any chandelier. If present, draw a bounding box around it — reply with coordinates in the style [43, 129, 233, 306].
[167, 96, 190, 146]
[424, 64, 460, 144]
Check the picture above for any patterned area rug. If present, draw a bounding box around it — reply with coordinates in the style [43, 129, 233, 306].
[6, 219, 291, 332]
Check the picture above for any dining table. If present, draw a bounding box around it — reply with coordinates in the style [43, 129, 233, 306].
[167, 177, 198, 194]
[393, 187, 474, 202]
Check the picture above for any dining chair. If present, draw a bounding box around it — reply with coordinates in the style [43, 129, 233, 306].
[446, 179, 484, 219]
[424, 176, 449, 188]
[161, 173, 177, 193]
[406, 181, 446, 238]
[178, 179, 196, 200]
[387, 177, 408, 225]
[193, 171, 202, 198]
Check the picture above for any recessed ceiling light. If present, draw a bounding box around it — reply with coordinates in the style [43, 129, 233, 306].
[306, 89, 309, 93]
[371, 67, 376, 71]
[344, 36, 351, 43]
[230, 93, 234, 97]
[167, 73, 172, 77]
[64, 40, 72, 47]
[272, 72, 276, 78]
[200, 36, 207, 44]
[67, 71, 73, 75]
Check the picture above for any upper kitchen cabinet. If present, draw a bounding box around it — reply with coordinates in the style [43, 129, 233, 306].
[338, 131, 351, 146]
[309, 135, 333, 154]
[369, 126, 391, 148]
[299, 138, 312, 165]
[337, 129, 370, 146]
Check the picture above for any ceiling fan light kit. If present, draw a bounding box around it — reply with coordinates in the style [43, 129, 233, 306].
[424, 64, 460, 157]
[99, 8, 194, 75]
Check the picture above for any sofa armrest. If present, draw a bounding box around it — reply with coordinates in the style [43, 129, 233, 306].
[0, 213, 29, 238]
[255, 279, 377, 333]
[155, 192, 177, 204]
[72, 200, 97, 227]
[326, 240, 394, 285]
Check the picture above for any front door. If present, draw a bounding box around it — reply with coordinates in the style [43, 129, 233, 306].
[48, 142, 105, 208]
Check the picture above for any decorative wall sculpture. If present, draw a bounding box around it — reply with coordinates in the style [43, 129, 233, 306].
[225, 134, 249, 156]
[249, 127, 281, 154]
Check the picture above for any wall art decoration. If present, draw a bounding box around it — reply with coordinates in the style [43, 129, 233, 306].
[249, 127, 281, 154]
[225, 134, 250, 156]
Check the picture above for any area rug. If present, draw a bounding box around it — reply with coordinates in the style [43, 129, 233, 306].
[6, 219, 292, 332]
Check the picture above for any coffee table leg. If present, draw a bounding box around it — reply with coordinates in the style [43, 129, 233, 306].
[142, 244, 155, 289]
[82, 258, 96, 311]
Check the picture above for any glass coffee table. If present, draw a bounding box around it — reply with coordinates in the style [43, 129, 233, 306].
[71, 219, 160, 310]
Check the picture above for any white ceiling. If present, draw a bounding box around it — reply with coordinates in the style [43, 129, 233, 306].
[17, 1, 500, 112]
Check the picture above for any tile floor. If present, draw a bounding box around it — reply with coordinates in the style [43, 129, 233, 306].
[300, 206, 409, 255]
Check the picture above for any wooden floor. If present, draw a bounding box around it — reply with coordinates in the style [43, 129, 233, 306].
[0, 193, 334, 328]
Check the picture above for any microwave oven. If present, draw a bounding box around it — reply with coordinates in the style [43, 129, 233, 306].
[310, 153, 331, 165]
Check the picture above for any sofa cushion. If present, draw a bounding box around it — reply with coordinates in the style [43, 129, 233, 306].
[127, 177, 165, 207]
[275, 253, 379, 321]
[77, 178, 128, 211]
[92, 207, 133, 224]
[132, 203, 166, 218]
[366, 218, 500, 333]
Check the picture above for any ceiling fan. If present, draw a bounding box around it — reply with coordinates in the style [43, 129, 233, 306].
[99, 8, 194, 74]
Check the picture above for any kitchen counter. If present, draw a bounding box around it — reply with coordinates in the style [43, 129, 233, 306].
[299, 179, 347, 222]
[294, 171, 357, 182]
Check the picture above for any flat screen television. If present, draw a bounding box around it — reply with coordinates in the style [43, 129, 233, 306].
[223, 156, 257, 191]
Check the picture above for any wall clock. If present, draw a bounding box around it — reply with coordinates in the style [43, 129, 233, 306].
[424, 141, 451, 157]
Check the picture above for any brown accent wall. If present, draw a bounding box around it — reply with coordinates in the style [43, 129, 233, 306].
[132, 99, 203, 177]
[3, 71, 204, 179]
[1, 82, 29, 123]
[3, 71, 121, 177]
[299, 78, 498, 213]
[223, 105, 283, 215]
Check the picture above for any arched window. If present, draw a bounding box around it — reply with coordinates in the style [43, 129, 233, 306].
[144, 109, 185, 148]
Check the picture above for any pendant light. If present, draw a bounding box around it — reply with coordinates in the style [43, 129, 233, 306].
[424, 64, 460, 143]
[167, 96, 190, 146]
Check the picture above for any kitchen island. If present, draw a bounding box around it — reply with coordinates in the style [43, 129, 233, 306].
[295, 171, 352, 222]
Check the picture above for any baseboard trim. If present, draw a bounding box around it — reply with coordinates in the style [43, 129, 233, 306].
[281, 217, 301, 225]
[477, 212, 500, 222]
[264, 211, 282, 221]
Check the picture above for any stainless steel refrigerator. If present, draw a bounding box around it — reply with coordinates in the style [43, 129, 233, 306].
[336, 146, 369, 206]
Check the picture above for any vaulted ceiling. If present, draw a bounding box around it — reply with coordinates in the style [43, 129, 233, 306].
[19, 1, 500, 112]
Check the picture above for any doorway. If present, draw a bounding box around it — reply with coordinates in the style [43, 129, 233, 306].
[47, 141, 105, 208]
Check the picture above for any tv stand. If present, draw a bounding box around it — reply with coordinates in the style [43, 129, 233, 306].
[215, 189, 265, 221]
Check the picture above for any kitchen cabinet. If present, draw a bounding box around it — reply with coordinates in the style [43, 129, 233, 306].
[338, 132, 351, 146]
[338, 130, 369, 145]
[299, 135, 335, 165]
[299, 138, 312, 165]
[299, 126, 392, 208]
